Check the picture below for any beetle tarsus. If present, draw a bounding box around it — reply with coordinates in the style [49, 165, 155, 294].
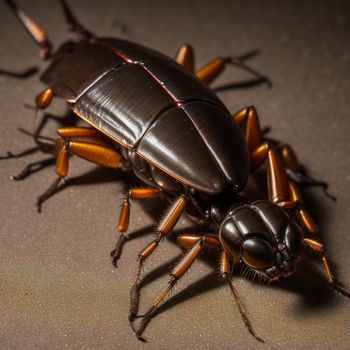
[0, 147, 39, 161]
[11, 157, 56, 181]
[224, 56, 272, 88]
[0, 66, 38, 79]
[36, 177, 66, 212]
[110, 234, 128, 267]
[287, 170, 337, 202]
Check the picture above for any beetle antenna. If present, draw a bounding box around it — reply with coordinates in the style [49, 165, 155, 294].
[60, 0, 94, 41]
[5, 0, 52, 60]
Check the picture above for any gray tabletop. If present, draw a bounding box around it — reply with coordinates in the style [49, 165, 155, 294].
[1, 1, 349, 349]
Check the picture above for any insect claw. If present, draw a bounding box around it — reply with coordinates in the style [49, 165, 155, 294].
[136, 334, 147, 342]
[10, 174, 21, 181]
[36, 202, 42, 214]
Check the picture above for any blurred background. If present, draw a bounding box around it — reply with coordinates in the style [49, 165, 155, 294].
[1, 1, 349, 349]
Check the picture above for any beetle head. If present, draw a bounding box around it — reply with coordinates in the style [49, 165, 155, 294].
[219, 201, 304, 281]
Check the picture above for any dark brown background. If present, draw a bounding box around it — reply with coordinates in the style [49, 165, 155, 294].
[1, 1, 349, 349]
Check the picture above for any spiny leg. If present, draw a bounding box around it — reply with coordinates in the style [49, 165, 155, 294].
[304, 238, 350, 298]
[284, 182, 349, 298]
[134, 235, 220, 340]
[239, 109, 335, 200]
[258, 142, 349, 298]
[111, 187, 162, 267]
[129, 195, 187, 326]
[220, 250, 264, 342]
[37, 127, 121, 211]
[175, 44, 194, 71]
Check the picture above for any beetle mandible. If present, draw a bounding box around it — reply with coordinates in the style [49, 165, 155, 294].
[3, 0, 349, 342]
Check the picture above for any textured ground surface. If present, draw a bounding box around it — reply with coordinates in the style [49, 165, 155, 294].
[1, 1, 349, 349]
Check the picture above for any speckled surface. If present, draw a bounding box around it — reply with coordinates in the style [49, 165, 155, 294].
[1, 1, 349, 349]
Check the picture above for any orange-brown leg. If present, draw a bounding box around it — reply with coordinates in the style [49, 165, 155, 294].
[37, 126, 121, 211]
[233, 107, 332, 201]
[35, 88, 54, 109]
[196, 56, 271, 86]
[129, 195, 187, 325]
[220, 250, 263, 342]
[304, 238, 350, 298]
[233, 106, 290, 204]
[264, 157, 349, 298]
[233, 106, 263, 154]
[175, 44, 194, 71]
[235, 110, 348, 297]
[134, 235, 220, 340]
[111, 187, 162, 267]
[283, 181, 349, 297]
[0, 88, 56, 171]
[279, 144, 336, 200]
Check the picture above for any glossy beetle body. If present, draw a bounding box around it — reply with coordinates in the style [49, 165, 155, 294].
[4, 0, 348, 343]
[41, 39, 249, 197]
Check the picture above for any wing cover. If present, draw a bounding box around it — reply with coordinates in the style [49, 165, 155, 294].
[102, 38, 173, 62]
[73, 65, 173, 148]
[41, 42, 125, 100]
[137, 107, 225, 194]
[144, 61, 226, 108]
[184, 102, 249, 190]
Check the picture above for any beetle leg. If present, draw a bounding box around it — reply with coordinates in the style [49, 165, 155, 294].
[250, 141, 291, 204]
[133, 237, 205, 340]
[279, 144, 336, 200]
[220, 250, 264, 342]
[0, 113, 80, 180]
[285, 181, 319, 233]
[60, 0, 93, 41]
[177, 234, 221, 250]
[235, 107, 335, 201]
[175, 44, 194, 71]
[234, 108, 290, 204]
[111, 187, 162, 267]
[37, 128, 121, 211]
[233, 106, 263, 153]
[196, 56, 271, 86]
[6, 0, 52, 59]
[128, 195, 187, 326]
[304, 238, 350, 298]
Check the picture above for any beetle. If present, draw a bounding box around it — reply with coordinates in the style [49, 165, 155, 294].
[3, 0, 349, 342]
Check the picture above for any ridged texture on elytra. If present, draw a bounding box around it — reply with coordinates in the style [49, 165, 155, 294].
[137, 107, 225, 193]
[144, 60, 226, 108]
[41, 42, 125, 100]
[183, 102, 249, 190]
[74, 65, 173, 148]
[43, 37, 251, 194]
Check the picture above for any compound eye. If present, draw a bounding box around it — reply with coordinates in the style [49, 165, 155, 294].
[284, 222, 304, 257]
[219, 218, 242, 258]
[242, 238, 276, 269]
